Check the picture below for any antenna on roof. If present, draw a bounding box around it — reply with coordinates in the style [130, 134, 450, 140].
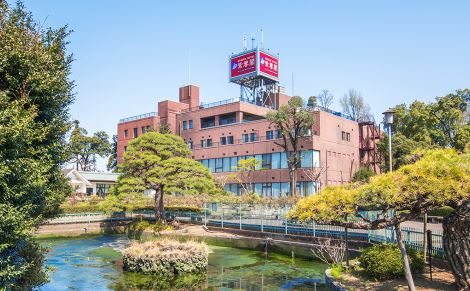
[243, 35, 247, 51]
[261, 29, 264, 49]
[251, 33, 255, 49]
[188, 52, 191, 96]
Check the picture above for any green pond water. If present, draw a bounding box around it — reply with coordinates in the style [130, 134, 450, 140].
[40, 234, 328, 290]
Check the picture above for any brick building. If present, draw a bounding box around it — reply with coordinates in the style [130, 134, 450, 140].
[117, 84, 381, 197]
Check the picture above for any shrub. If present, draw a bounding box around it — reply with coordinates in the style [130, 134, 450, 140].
[428, 206, 455, 217]
[123, 239, 208, 276]
[352, 167, 375, 183]
[359, 244, 424, 280]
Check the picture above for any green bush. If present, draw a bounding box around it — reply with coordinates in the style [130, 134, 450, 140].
[61, 201, 202, 214]
[359, 244, 424, 280]
[352, 167, 375, 183]
[60, 202, 102, 213]
[428, 206, 455, 217]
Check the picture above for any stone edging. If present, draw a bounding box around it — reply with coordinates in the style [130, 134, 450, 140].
[324, 269, 346, 291]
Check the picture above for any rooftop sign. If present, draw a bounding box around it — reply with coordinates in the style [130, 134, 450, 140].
[229, 49, 279, 83]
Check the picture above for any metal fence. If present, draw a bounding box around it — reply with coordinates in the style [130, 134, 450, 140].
[48, 203, 445, 258]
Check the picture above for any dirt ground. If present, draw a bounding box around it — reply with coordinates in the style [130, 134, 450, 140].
[337, 267, 457, 291]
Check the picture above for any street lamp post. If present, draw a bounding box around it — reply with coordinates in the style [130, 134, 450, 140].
[382, 109, 395, 172]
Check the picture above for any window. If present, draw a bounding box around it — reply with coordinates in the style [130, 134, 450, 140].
[187, 141, 193, 149]
[207, 139, 213, 147]
[230, 157, 238, 171]
[219, 112, 236, 125]
[266, 130, 273, 140]
[183, 121, 187, 130]
[223, 157, 231, 172]
[280, 152, 288, 169]
[262, 154, 272, 169]
[208, 159, 216, 172]
[271, 152, 281, 169]
[141, 126, 146, 134]
[227, 136, 234, 144]
[275, 129, 282, 139]
[201, 140, 206, 148]
[342, 131, 351, 141]
[215, 158, 223, 173]
[86, 187, 93, 195]
[220, 136, 226, 145]
[133, 127, 138, 138]
[300, 150, 313, 168]
[124, 146, 127, 152]
[96, 183, 112, 198]
[346, 132, 351, 142]
[250, 132, 257, 142]
[201, 116, 215, 128]
[189, 120, 193, 129]
[262, 183, 272, 197]
[124, 129, 128, 137]
[242, 134, 249, 143]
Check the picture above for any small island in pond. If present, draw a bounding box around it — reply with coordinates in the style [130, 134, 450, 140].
[123, 239, 209, 276]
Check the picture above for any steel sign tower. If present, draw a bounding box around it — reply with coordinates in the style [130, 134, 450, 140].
[229, 42, 280, 108]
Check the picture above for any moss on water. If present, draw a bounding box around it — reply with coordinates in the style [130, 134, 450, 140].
[89, 247, 122, 260]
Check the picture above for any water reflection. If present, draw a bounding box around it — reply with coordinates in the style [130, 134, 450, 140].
[41, 234, 327, 290]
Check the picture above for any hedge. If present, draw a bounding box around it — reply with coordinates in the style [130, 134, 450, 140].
[61, 203, 203, 214]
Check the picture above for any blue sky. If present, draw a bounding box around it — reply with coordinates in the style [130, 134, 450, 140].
[18, 1, 470, 170]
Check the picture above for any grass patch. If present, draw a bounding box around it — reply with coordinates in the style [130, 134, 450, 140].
[89, 246, 122, 260]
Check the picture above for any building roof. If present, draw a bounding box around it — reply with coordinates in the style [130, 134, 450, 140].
[78, 171, 120, 182]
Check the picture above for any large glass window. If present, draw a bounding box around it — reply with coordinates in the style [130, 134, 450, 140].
[242, 134, 249, 143]
[254, 183, 262, 195]
[202, 159, 209, 168]
[262, 183, 272, 197]
[266, 130, 273, 140]
[215, 158, 223, 173]
[201, 116, 215, 128]
[271, 152, 280, 169]
[300, 150, 313, 168]
[189, 120, 193, 129]
[230, 157, 238, 171]
[183, 121, 187, 130]
[223, 157, 231, 172]
[254, 155, 262, 170]
[262, 154, 272, 169]
[219, 113, 236, 125]
[280, 182, 290, 195]
[208, 159, 216, 173]
[227, 136, 234, 144]
[313, 150, 320, 167]
[280, 152, 288, 169]
[272, 183, 281, 198]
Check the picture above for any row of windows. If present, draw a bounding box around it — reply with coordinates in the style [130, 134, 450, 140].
[124, 126, 152, 138]
[182, 120, 193, 130]
[198, 150, 320, 173]
[224, 181, 317, 197]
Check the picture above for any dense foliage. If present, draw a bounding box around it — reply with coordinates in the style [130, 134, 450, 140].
[117, 132, 216, 221]
[0, 2, 73, 288]
[379, 90, 469, 171]
[123, 240, 208, 275]
[266, 96, 315, 195]
[290, 149, 470, 227]
[359, 244, 424, 280]
[68, 120, 111, 171]
[351, 167, 374, 183]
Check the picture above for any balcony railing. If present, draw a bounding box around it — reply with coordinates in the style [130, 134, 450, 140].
[179, 97, 273, 113]
[119, 112, 158, 124]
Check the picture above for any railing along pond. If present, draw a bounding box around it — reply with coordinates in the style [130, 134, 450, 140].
[48, 203, 445, 258]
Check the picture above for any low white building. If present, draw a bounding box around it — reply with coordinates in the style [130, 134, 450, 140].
[63, 169, 120, 197]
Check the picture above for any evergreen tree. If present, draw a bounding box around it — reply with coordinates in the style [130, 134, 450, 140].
[0, 2, 73, 288]
[118, 132, 215, 222]
[107, 135, 118, 172]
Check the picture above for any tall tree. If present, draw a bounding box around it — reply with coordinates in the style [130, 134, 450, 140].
[118, 132, 215, 222]
[290, 149, 470, 290]
[159, 121, 171, 134]
[107, 135, 118, 172]
[266, 96, 315, 195]
[0, 2, 73, 288]
[307, 96, 317, 109]
[68, 120, 111, 171]
[317, 89, 334, 110]
[340, 89, 372, 122]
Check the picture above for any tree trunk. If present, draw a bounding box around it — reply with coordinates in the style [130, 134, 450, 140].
[443, 201, 470, 290]
[395, 224, 416, 291]
[289, 168, 297, 196]
[154, 186, 165, 223]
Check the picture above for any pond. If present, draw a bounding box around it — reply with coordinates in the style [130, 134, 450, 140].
[40, 234, 328, 290]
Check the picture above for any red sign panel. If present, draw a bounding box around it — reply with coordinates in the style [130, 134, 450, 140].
[230, 51, 257, 78]
[259, 51, 279, 79]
